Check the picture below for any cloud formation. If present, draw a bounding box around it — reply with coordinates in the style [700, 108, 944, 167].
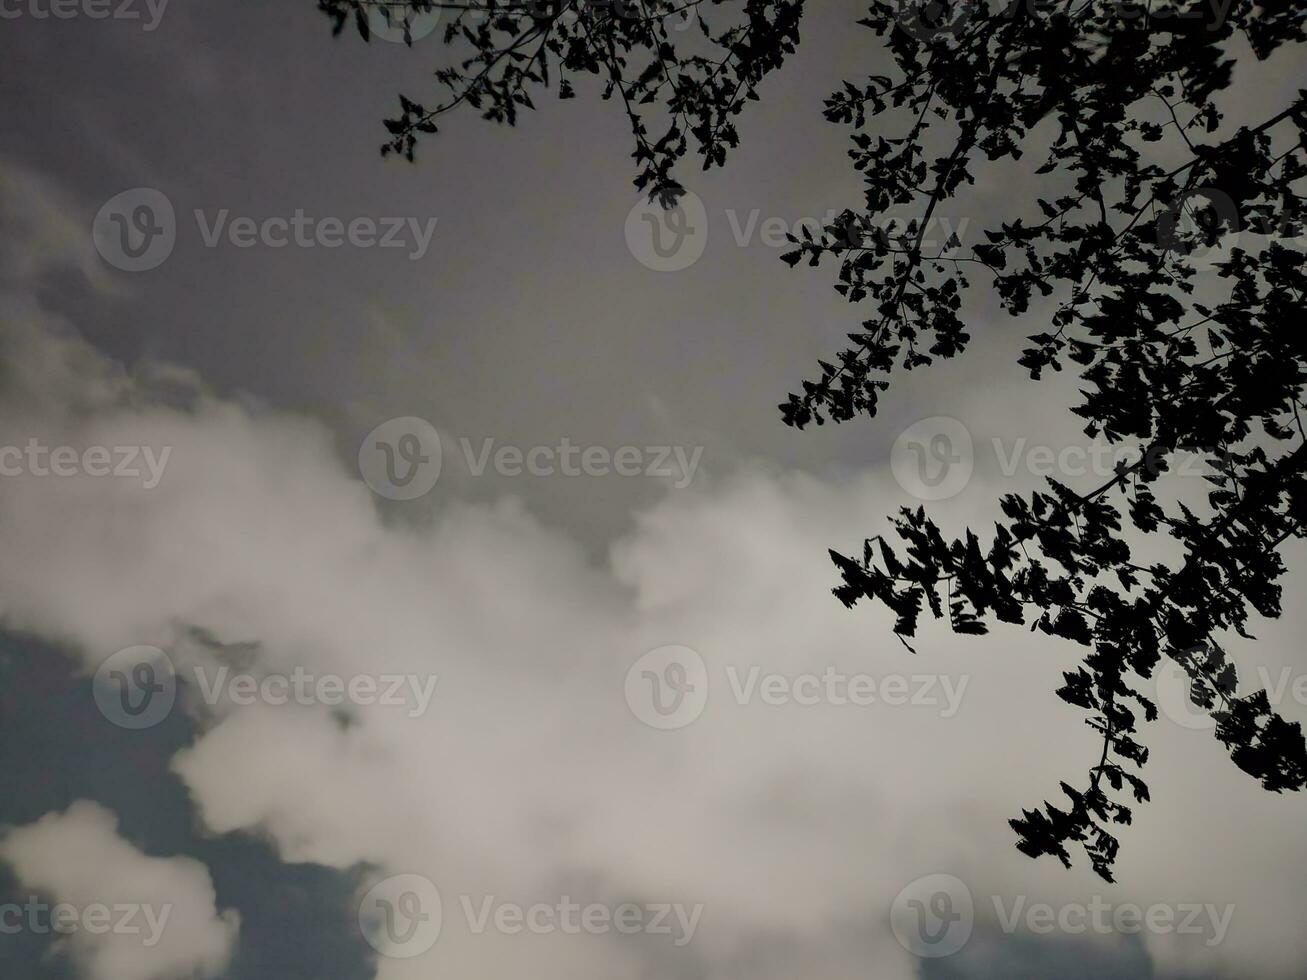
[0, 801, 238, 980]
[0, 161, 1305, 980]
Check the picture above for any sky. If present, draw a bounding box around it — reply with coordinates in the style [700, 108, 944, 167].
[1, 1, 1306, 979]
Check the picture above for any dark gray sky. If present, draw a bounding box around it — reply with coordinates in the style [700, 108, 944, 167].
[1, 2, 1306, 980]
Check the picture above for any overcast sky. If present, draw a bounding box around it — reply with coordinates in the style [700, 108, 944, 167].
[1, 2, 1306, 979]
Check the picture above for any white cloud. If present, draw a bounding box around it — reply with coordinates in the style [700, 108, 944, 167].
[0, 177, 1304, 979]
[0, 801, 238, 980]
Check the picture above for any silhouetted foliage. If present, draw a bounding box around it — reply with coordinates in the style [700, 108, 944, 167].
[319, 0, 1307, 879]
[317, 0, 802, 204]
